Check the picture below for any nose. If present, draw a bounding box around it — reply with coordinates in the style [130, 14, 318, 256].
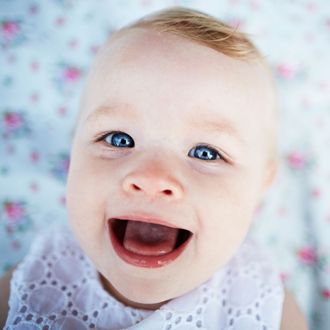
[122, 166, 184, 200]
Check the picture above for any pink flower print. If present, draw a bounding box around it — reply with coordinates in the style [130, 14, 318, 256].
[2, 111, 30, 138]
[4, 201, 25, 223]
[4, 112, 23, 130]
[59, 195, 66, 206]
[11, 240, 21, 250]
[55, 16, 66, 26]
[2, 21, 20, 38]
[29, 4, 39, 15]
[63, 66, 81, 82]
[68, 38, 79, 49]
[51, 153, 70, 182]
[30, 92, 40, 103]
[57, 106, 67, 116]
[90, 44, 100, 55]
[3, 200, 31, 232]
[280, 272, 288, 283]
[276, 63, 296, 79]
[29, 182, 39, 192]
[30, 151, 40, 163]
[311, 188, 321, 198]
[297, 247, 317, 266]
[1, 20, 24, 47]
[321, 288, 330, 300]
[286, 152, 308, 170]
[326, 19, 330, 30]
[63, 158, 70, 173]
[30, 60, 40, 72]
[55, 63, 83, 93]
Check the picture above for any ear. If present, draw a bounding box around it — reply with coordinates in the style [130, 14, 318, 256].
[262, 158, 279, 192]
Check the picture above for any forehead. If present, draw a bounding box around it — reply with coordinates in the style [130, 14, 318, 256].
[79, 28, 274, 135]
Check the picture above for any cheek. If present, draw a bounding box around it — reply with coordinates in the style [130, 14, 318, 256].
[193, 166, 262, 220]
[66, 149, 112, 228]
[67, 143, 122, 193]
[192, 167, 263, 264]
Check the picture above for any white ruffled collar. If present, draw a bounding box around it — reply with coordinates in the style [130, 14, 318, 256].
[6, 226, 284, 329]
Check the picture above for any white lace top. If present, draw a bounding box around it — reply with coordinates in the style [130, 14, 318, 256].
[5, 226, 284, 330]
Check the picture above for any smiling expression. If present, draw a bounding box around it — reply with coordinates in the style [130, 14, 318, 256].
[66, 27, 277, 308]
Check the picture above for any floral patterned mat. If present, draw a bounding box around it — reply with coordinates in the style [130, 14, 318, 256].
[1, 1, 330, 329]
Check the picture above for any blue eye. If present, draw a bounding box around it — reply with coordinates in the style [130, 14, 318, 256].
[188, 145, 222, 161]
[103, 132, 135, 148]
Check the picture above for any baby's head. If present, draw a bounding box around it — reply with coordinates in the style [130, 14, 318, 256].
[66, 7, 278, 309]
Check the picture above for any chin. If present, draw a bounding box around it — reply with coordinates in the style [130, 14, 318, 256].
[103, 270, 182, 307]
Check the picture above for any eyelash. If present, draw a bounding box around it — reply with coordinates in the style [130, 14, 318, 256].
[96, 131, 227, 162]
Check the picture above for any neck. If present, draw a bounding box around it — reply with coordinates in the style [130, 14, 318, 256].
[99, 273, 168, 310]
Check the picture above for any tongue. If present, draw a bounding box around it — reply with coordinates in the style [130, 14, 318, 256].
[123, 221, 179, 256]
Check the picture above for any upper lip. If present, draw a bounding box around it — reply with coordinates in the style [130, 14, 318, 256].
[109, 213, 190, 231]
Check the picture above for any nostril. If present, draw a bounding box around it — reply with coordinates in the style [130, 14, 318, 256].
[132, 184, 141, 191]
[122, 175, 183, 199]
[163, 189, 172, 196]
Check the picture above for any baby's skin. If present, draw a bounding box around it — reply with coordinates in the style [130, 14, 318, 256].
[66, 27, 277, 309]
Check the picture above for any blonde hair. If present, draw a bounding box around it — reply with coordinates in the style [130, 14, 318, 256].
[122, 7, 264, 61]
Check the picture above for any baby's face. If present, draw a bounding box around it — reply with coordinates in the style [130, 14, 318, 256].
[66, 28, 276, 307]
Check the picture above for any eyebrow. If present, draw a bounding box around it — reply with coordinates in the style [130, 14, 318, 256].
[85, 105, 243, 144]
[84, 105, 139, 122]
[187, 114, 242, 143]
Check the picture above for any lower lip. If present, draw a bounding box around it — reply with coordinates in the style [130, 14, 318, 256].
[108, 222, 192, 268]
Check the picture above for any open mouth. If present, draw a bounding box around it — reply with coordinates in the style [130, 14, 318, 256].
[109, 218, 192, 268]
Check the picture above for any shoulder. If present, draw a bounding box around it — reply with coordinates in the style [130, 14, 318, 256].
[280, 289, 308, 330]
[0, 267, 15, 329]
[232, 239, 307, 329]
[238, 241, 308, 329]
[0, 226, 74, 328]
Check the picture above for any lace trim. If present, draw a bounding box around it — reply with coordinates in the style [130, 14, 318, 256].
[5, 226, 284, 330]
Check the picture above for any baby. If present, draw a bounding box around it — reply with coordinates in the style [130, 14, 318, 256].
[1, 7, 307, 330]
